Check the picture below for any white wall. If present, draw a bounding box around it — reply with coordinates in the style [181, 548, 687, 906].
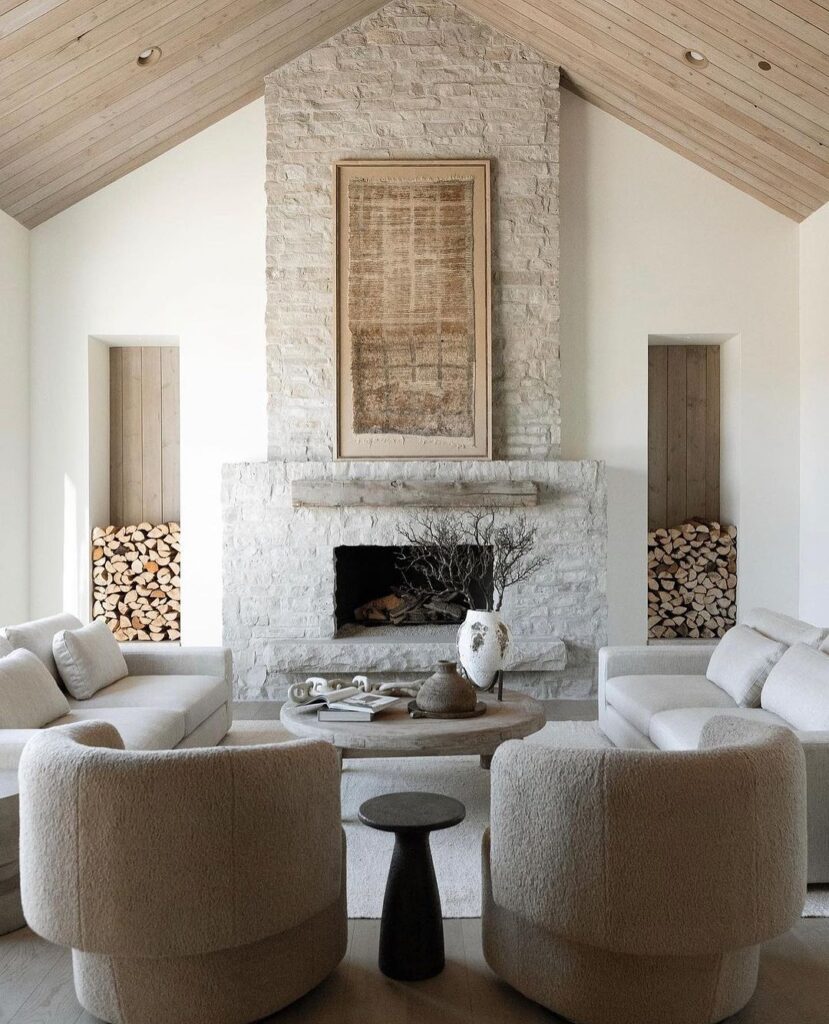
[26, 87, 806, 650]
[559, 90, 800, 644]
[0, 210, 30, 624]
[799, 200, 829, 624]
[29, 99, 266, 644]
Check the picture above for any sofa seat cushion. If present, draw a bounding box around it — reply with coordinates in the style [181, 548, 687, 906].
[49, 707, 186, 751]
[67, 674, 226, 735]
[649, 707, 790, 751]
[605, 674, 735, 737]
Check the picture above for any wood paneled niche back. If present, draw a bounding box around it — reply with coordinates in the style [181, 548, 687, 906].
[648, 344, 720, 531]
[110, 346, 180, 526]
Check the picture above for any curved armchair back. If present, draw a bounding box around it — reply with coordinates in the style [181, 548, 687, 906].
[19, 721, 342, 959]
[489, 718, 806, 957]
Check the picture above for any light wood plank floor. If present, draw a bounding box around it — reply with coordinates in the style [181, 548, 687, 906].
[2, 918, 829, 1023]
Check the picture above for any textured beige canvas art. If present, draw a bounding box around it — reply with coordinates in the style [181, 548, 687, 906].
[348, 177, 475, 437]
[336, 160, 491, 459]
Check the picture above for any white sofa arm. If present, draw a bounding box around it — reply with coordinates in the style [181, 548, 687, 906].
[119, 644, 231, 685]
[794, 732, 829, 883]
[0, 730, 39, 771]
[599, 644, 717, 687]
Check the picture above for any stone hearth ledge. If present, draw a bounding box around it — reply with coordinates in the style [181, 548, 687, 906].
[270, 632, 566, 676]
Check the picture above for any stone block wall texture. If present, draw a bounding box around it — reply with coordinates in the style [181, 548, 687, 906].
[223, 459, 607, 699]
[265, 0, 561, 461]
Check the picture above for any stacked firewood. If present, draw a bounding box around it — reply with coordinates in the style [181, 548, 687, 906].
[355, 591, 467, 626]
[648, 520, 736, 640]
[92, 523, 181, 641]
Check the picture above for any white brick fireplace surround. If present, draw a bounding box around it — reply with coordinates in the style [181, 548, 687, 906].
[222, 0, 608, 699]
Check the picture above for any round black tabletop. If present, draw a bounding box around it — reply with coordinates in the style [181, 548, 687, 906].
[358, 791, 466, 834]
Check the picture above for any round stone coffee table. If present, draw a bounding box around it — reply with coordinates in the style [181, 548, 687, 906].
[359, 791, 465, 981]
[280, 690, 545, 769]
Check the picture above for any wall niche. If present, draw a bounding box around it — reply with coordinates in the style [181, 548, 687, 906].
[90, 341, 181, 642]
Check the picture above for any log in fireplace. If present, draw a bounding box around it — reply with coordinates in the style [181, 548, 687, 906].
[333, 545, 492, 632]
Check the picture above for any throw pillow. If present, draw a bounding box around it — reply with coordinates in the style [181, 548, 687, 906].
[742, 607, 827, 649]
[0, 649, 70, 728]
[761, 644, 829, 731]
[0, 635, 12, 658]
[53, 620, 128, 700]
[706, 625, 786, 708]
[2, 614, 83, 683]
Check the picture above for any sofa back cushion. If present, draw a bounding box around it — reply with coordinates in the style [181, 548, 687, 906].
[2, 614, 83, 683]
[706, 625, 786, 707]
[0, 649, 70, 728]
[0, 636, 12, 658]
[53, 620, 128, 700]
[742, 607, 827, 649]
[761, 644, 829, 731]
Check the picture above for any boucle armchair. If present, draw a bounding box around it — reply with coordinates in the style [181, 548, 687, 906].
[18, 721, 347, 1024]
[483, 719, 806, 1024]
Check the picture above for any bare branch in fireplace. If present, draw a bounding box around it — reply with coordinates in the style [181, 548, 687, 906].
[396, 509, 547, 612]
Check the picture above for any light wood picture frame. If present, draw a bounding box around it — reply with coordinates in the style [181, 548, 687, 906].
[335, 159, 492, 460]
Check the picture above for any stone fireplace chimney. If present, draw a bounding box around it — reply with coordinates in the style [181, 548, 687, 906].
[222, 0, 607, 699]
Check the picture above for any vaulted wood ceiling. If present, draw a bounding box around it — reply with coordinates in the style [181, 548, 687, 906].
[1, 1, 828, 227]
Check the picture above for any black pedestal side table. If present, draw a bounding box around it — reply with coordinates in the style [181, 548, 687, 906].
[358, 791, 466, 981]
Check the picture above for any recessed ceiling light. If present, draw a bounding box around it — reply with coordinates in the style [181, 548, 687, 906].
[758, 59, 772, 71]
[684, 49, 709, 68]
[136, 46, 162, 67]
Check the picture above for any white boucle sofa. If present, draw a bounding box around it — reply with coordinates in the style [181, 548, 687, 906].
[0, 614, 231, 769]
[599, 608, 829, 882]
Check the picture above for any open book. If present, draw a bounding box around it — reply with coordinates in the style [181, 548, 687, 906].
[297, 689, 399, 722]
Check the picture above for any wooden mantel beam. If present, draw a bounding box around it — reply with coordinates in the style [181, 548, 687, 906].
[290, 479, 539, 509]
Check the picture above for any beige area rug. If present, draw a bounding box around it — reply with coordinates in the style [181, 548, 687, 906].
[225, 720, 610, 918]
[223, 721, 828, 919]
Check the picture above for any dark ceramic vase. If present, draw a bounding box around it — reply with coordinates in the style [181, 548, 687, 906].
[416, 660, 477, 714]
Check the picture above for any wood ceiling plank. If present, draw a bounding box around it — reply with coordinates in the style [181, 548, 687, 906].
[567, 79, 806, 219]
[641, 0, 829, 103]
[524, 0, 829, 172]
[19, 83, 264, 227]
[736, 0, 829, 49]
[0, 0, 119, 64]
[611, 0, 829, 125]
[0, 0, 369, 188]
[14, 0, 383, 224]
[0, 0, 71, 36]
[695, 0, 829, 74]
[0, 0, 199, 87]
[0, 0, 280, 129]
[0, 0, 308, 164]
[462, 0, 827, 206]
[2, 0, 827, 224]
[559, 66, 818, 214]
[461, 0, 816, 216]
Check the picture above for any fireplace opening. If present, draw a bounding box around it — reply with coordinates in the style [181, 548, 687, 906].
[334, 545, 492, 632]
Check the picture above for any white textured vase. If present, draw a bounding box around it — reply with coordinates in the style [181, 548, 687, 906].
[457, 610, 512, 691]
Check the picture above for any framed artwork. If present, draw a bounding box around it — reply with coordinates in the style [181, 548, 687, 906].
[334, 159, 491, 459]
